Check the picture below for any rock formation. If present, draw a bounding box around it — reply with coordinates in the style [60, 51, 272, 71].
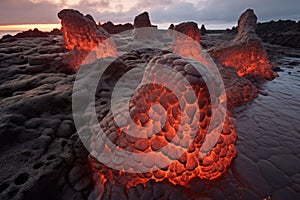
[200, 24, 206, 35]
[208, 9, 277, 80]
[1, 8, 300, 200]
[174, 22, 201, 43]
[133, 12, 156, 40]
[15, 28, 49, 38]
[48, 28, 62, 36]
[134, 12, 152, 28]
[256, 20, 300, 48]
[168, 24, 175, 30]
[58, 9, 110, 51]
[99, 21, 133, 34]
[58, 9, 117, 69]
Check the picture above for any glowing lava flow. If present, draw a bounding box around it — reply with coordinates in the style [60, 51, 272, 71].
[89, 52, 237, 189]
[213, 41, 276, 79]
[208, 9, 277, 80]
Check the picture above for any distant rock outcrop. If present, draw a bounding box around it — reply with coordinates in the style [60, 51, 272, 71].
[99, 21, 133, 34]
[208, 9, 277, 80]
[134, 12, 152, 28]
[133, 12, 156, 40]
[58, 9, 117, 69]
[58, 9, 110, 51]
[234, 9, 258, 42]
[174, 22, 201, 43]
[256, 20, 300, 48]
[200, 24, 206, 35]
[168, 24, 175, 30]
[48, 28, 62, 36]
[15, 28, 49, 38]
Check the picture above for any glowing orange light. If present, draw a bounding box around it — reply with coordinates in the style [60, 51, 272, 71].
[89, 52, 237, 189]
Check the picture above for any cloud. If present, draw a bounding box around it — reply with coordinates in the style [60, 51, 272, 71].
[0, 0, 299, 28]
[198, 0, 300, 22]
[0, 0, 60, 24]
[148, 2, 201, 23]
[147, 0, 300, 24]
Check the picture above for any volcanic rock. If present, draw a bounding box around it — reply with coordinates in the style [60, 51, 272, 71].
[100, 21, 133, 34]
[167, 24, 175, 36]
[133, 12, 156, 40]
[58, 9, 110, 51]
[58, 9, 117, 69]
[201, 24, 206, 35]
[208, 9, 277, 80]
[14, 28, 49, 38]
[1, 20, 299, 199]
[168, 24, 175, 30]
[256, 20, 300, 48]
[134, 12, 152, 28]
[48, 28, 62, 36]
[174, 22, 201, 43]
[89, 53, 237, 187]
[218, 64, 258, 108]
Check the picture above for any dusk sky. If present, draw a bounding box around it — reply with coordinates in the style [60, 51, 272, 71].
[0, 0, 300, 29]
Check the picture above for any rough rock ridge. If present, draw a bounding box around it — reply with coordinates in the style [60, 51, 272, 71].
[174, 22, 201, 43]
[58, 9, 117, 69]
[99, 21, 134, 34]
[134, 12, 153, 28]
[133, 12, 158, 40]
[209, 9, 277, 80]
[58, 9, 110, 51]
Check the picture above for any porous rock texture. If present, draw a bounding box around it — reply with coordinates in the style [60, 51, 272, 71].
[89, 53, 237, 188]
[58, 9, 117, 69]
[256, 20, 300, 49]
[0, 35, 96, 200]
[2, 8, 298, 200]
[208, 9, 277, 80]
[58, 9, 110, 51]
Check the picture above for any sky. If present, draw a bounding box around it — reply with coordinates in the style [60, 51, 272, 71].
[0, 0, 300, 29]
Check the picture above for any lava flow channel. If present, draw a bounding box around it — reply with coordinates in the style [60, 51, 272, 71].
[89, 53, 237, 189]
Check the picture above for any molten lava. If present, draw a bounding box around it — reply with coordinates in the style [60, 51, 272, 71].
[212, 41, 276, 79]
[89, 53, 237, 189]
